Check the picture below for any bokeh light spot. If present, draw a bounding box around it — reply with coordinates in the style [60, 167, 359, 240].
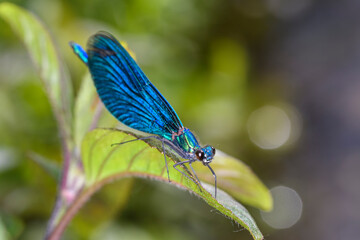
[261, 186, 303, 229]
[247, 105, 291, 149]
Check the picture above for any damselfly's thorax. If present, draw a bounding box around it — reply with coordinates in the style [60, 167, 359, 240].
[171, 127, 216, 164]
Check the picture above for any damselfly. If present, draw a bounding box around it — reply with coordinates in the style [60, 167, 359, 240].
[70, 32, 217, 197]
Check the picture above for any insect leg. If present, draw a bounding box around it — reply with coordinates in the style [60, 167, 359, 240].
[112, 135, 171, 182]
[189, 161, 201, 186]
[206, 164, 217, 198]
[111, 135, 159, 147]
[160, 139, 171, 182]
[173, 160, 202, 192]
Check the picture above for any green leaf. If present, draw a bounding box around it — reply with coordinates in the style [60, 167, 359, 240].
[0, 218, 10, 240]
[74, 73, 99, 147]
[71, 179, 134, 239]
[28, 152, 61, 180]
[0, 213, 24, 239]
[73, 72, 120, 147]
[192, 151, 272, 211]
[81, 128, 264, 240]
[0, 2, 73, 144]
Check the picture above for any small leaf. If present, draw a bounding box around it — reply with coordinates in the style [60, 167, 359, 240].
[74, 73, 101, 147]
[192, 151, 273, 211]
[0, 2, 73, 144]
[81, 128, 264, 240]
[71, 179, 134, 239]
[73, 72, 120, 147]
[28, 152, 61, 180]
[0, 217, 10, 240]
[0, 212, 24, 239]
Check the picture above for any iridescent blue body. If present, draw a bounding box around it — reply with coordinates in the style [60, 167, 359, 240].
[70, 32, 217, 197]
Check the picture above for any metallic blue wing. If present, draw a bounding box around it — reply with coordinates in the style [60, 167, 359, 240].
[86, 31, 183, 140]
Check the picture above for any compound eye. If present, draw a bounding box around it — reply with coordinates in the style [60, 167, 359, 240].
[211, 146, 216, 155]
[195, 150, 205, 160]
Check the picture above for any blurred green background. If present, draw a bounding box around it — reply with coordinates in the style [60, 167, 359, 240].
[0, 0, 359, 239]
